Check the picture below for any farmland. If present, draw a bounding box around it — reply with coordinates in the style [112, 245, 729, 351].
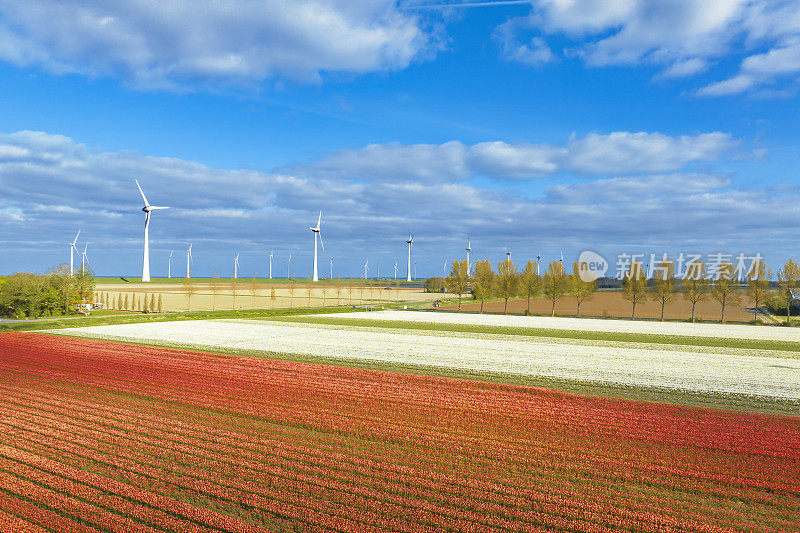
[92, 281, 439, 312]
[56, 311, 800, 401]
[1, 332, 799, 532]
[442, 290, 758, 323]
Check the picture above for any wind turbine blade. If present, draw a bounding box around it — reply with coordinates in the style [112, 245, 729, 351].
[135, 179, 150, 207]
[72, 229, 81, 245]
[144, 211, 150, 228]
[150, 206, 170, 210]
[317, 210, 322, 230]
[319, 231, 325, 251]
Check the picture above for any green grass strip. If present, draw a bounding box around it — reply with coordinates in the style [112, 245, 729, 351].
[0, 306, 365, 333]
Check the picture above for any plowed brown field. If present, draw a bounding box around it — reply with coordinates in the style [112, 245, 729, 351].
[445, 290, 756, 322]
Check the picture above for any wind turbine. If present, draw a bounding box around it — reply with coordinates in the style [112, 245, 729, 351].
[310, 210, 324, 282]
[394, 261, 398, 280]
[81, 243, 90, 273]
[406, 233, 414, 282]
[287, 254, 292, 279]
[330, 257, 334, 279]
[536, 252, 541, 275]
[234, 252, 240, 279]
[66, 230, 81, 276]
[185, 243, 192, 278]
[465, 236, 472, 276]
[560, 250, 564, 267]
[168, 250, 174, 279]
[135, 179, 169, 283]
[506, 248, 512, 261]
[443, 259, 447, 277]
[376, 259, 380, 280]
[364, 260, 368, 280]
[268, 250, 273, 279]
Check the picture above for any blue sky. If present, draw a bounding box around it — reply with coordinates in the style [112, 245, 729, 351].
[1, 0, 800, 278]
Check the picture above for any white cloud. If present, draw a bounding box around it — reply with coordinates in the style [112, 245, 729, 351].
[1, 129, 793, 278]
[698, 38, 800, 96]
[296, 131, 736, 180]
[498, 0, 800, 96]
[0, 206, 24, 222]
[0, 1, 433, 88]
[294, 141, 470, 181]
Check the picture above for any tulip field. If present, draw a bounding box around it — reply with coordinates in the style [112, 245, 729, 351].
[1, 331, 799, 532]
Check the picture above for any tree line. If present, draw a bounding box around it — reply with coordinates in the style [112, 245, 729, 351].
[0, 266, 94, 318]
[437, 257, 800, 324]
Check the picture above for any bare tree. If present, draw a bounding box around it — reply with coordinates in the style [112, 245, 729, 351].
[570, 262, 596, 317]
[711, 262, 740, 323]
[445, 259, 470, 311]
[520, 260, 541, 315]
[650, 259, 677, 321]
[249, 273, 259, 308]
[682, 261, 710, 322]
[210, 270, 220, 311]
[542, 261, 568, 316]
[495, 259, 519, 314]
[230, 277, 239, 310]
[182, 277, 196, 311]
[621, 261, 647, 320]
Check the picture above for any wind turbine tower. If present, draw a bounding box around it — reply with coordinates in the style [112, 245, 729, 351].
[234, 252, 240, 279]
[506, 249, 512, 261]
[536, 252, 541, 275]
[330, 257, 334, 279]
[364, 260, 368, 280]
[287, 254, 292, 279]
[394, 261, 398, 280]
[81, 243, 89, 273]
[310, 211, 324, 282]
[66, 230, 81, 276]
[268, 251, 273, 279]
[465, 237, 472, 276]
[406, 233, 414, 282]
[185, 244, 192, 278]
[135, 179, 169, 282]
[168, 250, 174, 279]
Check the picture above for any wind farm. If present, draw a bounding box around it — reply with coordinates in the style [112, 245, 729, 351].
[2, 2, 800, 532]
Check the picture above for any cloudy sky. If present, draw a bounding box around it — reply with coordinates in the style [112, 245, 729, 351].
[1, 0, 799, 278]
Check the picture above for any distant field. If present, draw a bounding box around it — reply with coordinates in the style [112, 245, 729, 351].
[2, 332, 798, 532]
[444, 290, 758, 322]
[92, 282, 442, 312]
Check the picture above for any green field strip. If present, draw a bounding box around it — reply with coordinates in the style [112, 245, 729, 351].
[0, 305, 363, 333]
[268, 314, 800, 354]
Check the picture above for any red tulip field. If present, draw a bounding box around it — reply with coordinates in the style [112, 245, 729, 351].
[1, 332, 798, 532]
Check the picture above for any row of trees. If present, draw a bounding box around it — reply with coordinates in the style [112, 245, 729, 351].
[619, 258, 798, 323]
[443, 259, 595, 315]
[442, 257, 800, 324]
[0, 266, 94, 318]
[97, 291, 163, 313]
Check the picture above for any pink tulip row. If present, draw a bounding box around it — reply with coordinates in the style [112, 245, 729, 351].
[4, 395, 783, 533]
[0, 332, 798, 532]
